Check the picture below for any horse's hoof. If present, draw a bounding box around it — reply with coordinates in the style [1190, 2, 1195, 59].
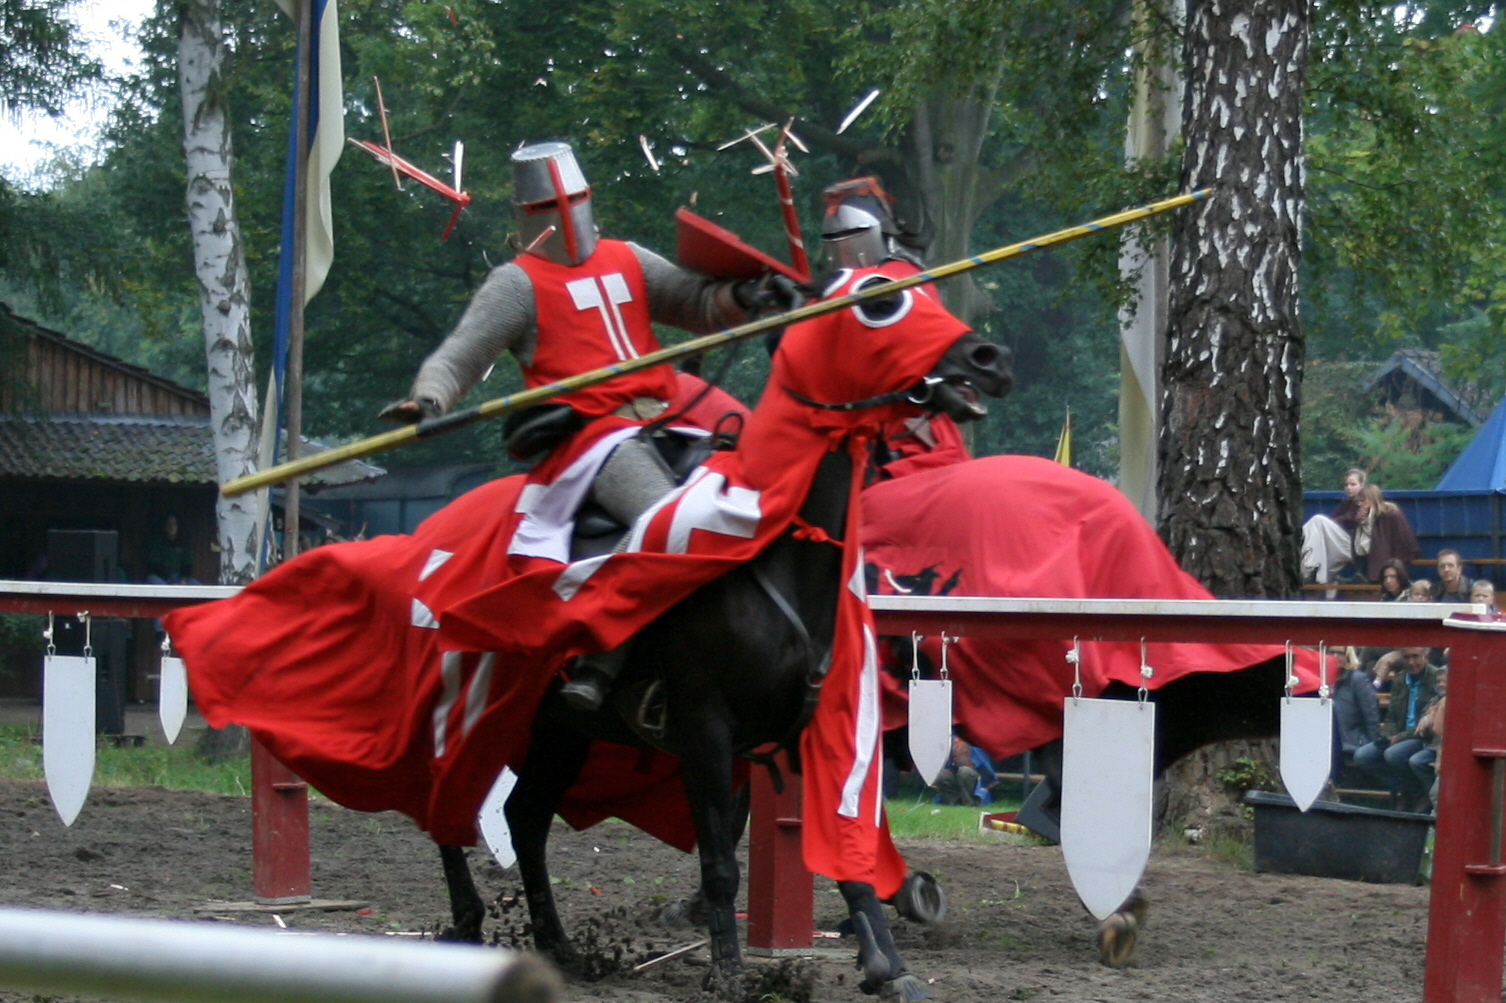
[890, 871, 947, 925]
[885, 973, 929, 1002]
[1096, 911, 1138, 968]
[436, 922, 483, 944]
[701, 963, 744, 999]
[656, 894, 708, 929]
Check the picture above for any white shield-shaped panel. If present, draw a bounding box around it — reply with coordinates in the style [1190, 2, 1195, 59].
[478, 767, 519, 870]
[1280, 697, 1333, 812]
[1061, 697, 1156, 921]
[908, 678, 953, 786]
[43, 654, 96, 827]
[158, 656, 188, 745]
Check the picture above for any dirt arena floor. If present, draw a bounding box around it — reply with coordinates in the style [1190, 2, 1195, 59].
[0, 777, 1435, 1003]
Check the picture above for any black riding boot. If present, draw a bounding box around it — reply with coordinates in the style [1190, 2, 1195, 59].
[561, 643, 630, 712]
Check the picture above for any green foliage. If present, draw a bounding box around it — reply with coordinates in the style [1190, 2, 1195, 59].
[0, 0, 103, 117]
[0, 724, 252, 795]
[1350, 413, 1476, 488]
[1216, 755, 1279, 794]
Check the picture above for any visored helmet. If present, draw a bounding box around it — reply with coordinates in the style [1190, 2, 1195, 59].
[820, 176, 918, 269]
[512, 141, 597, 265]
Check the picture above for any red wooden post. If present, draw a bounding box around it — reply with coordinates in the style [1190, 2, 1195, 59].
[746, 751, 813, 955]
[1425, 626, 1506, 1003]
[251, 738, 311, 904]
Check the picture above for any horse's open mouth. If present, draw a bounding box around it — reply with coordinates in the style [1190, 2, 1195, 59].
[950, 381, 988, 417]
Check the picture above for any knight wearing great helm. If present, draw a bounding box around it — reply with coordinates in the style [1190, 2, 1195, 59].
[383, 140, 791, 710]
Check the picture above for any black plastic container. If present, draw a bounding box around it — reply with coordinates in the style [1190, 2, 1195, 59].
[1245, 790, 1431, 884]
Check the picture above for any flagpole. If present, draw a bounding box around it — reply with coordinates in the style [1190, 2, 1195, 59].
[223, 187, 1214, 497]
[282, 0, 312, 564]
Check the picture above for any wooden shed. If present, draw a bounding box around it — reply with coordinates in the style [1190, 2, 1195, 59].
[0, 305, 380, 704]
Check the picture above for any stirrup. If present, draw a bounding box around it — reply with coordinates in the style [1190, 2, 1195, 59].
[560, 671, 608, 712]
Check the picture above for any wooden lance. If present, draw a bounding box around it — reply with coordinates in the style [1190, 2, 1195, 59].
[221, 188, 1213, 498]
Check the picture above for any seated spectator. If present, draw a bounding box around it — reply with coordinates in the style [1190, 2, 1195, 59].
[1376, 558, 1411, 601]
[930, 736, 998, 807]
[1351, 484, 1419, 584]
[1353, 647, 1444, 813]
[1432, 549, 1474, 602]
[1332, 648, 1381, 782]
[1469, 578, 1497, 613]
[1301, 468, 1366, 586]
[1407, 579, 1433, 602]
[1415, 675, 1446, 812]
[145, 512, 197, 585]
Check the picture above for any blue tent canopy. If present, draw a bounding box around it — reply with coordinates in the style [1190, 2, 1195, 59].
[1436, 396, 1506, 491]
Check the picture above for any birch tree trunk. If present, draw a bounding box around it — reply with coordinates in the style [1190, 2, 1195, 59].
[1158, 0, 1307, 597]
[179, 0, 260, 587]
[1156, 0, 1307, 834]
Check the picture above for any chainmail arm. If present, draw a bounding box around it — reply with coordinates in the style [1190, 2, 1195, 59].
[408, 262, 537, 412]
[632, 242, 750, 333]
[407, 244, 746, 413]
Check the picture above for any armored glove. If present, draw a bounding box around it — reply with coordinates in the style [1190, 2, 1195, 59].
[377, 397, 443, 424]
[734, 272, 801, 315]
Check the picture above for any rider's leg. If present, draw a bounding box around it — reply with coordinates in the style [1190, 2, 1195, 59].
[561, 436, 676, 712]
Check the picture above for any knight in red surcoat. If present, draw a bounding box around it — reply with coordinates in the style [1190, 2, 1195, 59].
[381, 140, 791, 709]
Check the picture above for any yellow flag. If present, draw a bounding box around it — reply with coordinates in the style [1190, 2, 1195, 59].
[1054, 408, 1072, 466]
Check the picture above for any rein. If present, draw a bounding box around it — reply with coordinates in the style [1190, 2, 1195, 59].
[784, 375, 953, 412]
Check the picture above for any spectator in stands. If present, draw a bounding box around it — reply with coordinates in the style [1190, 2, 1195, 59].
[1415, 671, 1446, 814]
[1377, 558, 1411, 601]
[1351, 484, 1420, 584]
[1354, 646, 1444, 813]
[930, 735, 998, 807]
[1332, 648, 1382, 782]
[1432, 549, 1473, 602]
[1301, 468, 1367, 587]
[144, 513, 195, 585]
[1407, 579, 1433, 602]
[1469, 578, 1497, 613]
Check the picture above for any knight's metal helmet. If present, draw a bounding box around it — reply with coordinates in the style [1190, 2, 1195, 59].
[512, 141, 597, 265]
[820, 176, 906, 269]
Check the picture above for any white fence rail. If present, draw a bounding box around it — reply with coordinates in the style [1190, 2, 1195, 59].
[0, 907, 557, 1003]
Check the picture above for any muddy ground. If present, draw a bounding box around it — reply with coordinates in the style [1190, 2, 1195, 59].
[0, 779, 1429, 1003]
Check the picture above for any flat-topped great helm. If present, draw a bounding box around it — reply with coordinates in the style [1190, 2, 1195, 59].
[820, 176, 921, 269]
[512, 141, 596, 265]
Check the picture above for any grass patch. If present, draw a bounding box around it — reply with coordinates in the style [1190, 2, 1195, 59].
[884, 798, 1024, 841]
[0, 724, 251, 796]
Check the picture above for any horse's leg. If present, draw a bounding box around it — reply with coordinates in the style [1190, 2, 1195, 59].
[838, 880, 928, 1001]
[658, 780, 750, 930]
[437, 843, 486, 942]
[677, 728, 745, 990]
[1096, 887, 1148, 968]
[505, 719, 593, 964]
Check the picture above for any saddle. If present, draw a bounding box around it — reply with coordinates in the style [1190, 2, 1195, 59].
[569, 424, 729, 560]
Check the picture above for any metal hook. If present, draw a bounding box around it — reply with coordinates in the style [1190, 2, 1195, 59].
[939, 632, 952, 679]
[1317, 639, 1330, 701]
[910, 631, 922, 680]
[1138, 637, 1152, 704]
[44, 612, 55, 656]
[78, 611, 92, 659]
[1284, 640, 1297, 697]
[1068, 636, 1083, 701]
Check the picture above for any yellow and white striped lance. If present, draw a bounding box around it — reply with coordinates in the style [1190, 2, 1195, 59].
[222, 188, 1213, 497]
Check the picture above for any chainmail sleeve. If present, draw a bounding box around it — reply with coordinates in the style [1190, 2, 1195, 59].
[408, 262, 537, 412]
[632, 243, 750, 333]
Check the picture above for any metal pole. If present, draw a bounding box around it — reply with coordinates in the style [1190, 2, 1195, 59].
[0, 907, 558, 1003]
[221, 188, 1214, 497]
[258, 0, 313, 906]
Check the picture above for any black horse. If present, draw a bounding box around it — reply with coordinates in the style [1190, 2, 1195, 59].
[439, 328, 1011, 999]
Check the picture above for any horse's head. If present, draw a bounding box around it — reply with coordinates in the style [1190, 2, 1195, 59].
[907, 331, 1013, 422]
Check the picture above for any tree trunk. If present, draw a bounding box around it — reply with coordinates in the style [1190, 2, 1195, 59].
[179, 0, 260, 588]
[1157, 0, 1308, 831]
[1158, 0, 1307, 598]
[180, 0, 255, 761]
